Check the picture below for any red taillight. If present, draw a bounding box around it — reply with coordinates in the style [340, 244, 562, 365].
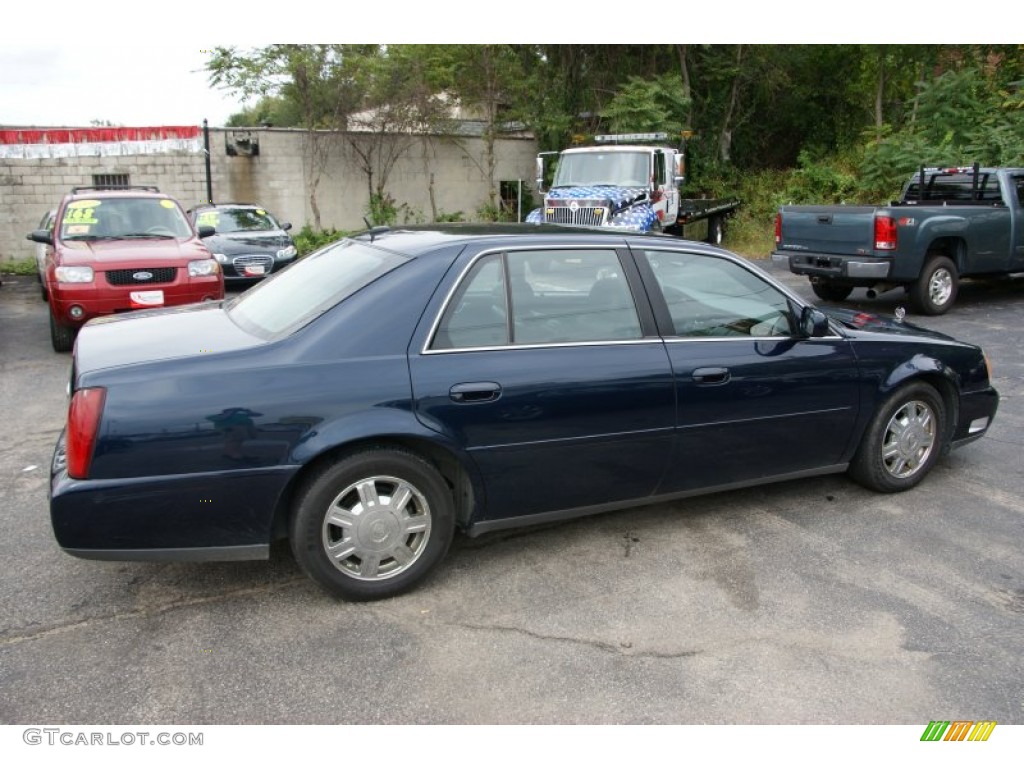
[66, 387, 105, 479]
[874, 216, 897, 250]
[774, 213, 782, 245]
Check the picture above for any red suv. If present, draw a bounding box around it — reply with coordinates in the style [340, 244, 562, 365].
[28, 186, 224, 351]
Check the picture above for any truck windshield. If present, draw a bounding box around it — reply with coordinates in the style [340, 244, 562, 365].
[59, 197, 193, 240]
[552, 151, 650, 188]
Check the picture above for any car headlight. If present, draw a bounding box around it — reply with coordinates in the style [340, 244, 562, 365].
[188, 259, 221, 277]
[54, 265, 94, 283]
[212, 252, 229, 264]
[276, 245, 297, 259]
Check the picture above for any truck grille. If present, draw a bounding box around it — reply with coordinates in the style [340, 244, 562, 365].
[545, 207, 606, 227]
[106, 267, 177, 285]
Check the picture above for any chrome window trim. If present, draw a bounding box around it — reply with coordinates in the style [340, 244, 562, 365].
[423, 338, 664, 356]
[662, 333, 844, 343]
[423, 242, 644, 354]
[423, 240, 847, 354]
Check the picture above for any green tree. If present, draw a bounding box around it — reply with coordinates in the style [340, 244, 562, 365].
[207, 44, 360, 230]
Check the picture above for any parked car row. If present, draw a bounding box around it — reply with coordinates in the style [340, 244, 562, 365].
[27, 188, 296, 351]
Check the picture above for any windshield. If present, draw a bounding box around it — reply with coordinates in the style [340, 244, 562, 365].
[60, 197, 193, 240]
[552, 151, 650, 188]
[226, 239, 409, 338]
[195, 207, 280, 233]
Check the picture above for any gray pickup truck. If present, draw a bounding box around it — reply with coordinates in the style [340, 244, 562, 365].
[772, 165, 1024, 314]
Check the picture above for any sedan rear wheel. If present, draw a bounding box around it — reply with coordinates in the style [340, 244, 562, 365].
[849, 382, 945, 492]
[290, 448, 455, 600]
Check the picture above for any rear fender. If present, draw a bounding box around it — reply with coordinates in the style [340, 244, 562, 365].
[285, 408, 486, 529]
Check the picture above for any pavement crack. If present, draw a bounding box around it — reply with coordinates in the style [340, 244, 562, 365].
[453, 621, 701, 659]
[0, 577, 307, 648]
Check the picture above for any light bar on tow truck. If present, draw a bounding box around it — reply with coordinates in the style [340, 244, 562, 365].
[594, 132, 670, 143]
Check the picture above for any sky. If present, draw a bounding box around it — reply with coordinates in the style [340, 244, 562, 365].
[1, 45, 246, 128]
[0, 4, 1002, 130]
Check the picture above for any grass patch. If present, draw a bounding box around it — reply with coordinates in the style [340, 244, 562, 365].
[1, 258, 37, 276]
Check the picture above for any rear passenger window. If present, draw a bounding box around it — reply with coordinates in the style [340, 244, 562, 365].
[431, 254, 508, 349]
[431, 249, 643, 350]
[507, 250, 642, 344]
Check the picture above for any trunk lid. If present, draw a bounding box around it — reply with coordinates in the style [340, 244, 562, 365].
[72, 301, 263, 380]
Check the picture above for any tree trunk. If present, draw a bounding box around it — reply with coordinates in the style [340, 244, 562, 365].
[676, 44, 692, 127]
[305, 129, 322, 231]
[718, 45, 743, 164]
[874, 54, 886, 136]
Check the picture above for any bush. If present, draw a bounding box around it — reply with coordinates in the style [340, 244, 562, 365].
[293, 225, 349, 257]
[366, 193, 424, 226]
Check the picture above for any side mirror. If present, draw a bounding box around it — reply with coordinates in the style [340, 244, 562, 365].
[197, 225, 216, 238]
[535, 156, 545, 193]
[28, 229, 53, 245]
[799, 306, 830, 338]
[281, 222, 292, 231]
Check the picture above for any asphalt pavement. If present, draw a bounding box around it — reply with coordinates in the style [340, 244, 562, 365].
[1, 261, 1022, 726]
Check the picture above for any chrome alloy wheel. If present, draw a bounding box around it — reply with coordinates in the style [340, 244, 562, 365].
[321, 475, 432, 581]
[881, 400, 937, 479]
[928, 268, 954, 308]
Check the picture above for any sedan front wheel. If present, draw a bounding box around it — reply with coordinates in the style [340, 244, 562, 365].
[290, 448, 455, 600]
[849, 382, 945, 493]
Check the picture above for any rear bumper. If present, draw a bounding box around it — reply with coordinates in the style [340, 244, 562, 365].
[49, 441, 297, 556]
[774, 251, 894, 283]
[951, 385, 999, 449]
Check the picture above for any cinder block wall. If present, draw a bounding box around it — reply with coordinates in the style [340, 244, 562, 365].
[1, 128, 538, 265]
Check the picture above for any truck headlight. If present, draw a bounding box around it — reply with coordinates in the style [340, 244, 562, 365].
[54, 265, 94, 283]
[188, 259, 220, 277]
[276, 245, 297, 259]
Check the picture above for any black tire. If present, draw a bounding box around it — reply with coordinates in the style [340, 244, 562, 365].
[910, 255, 958, 315]
[848, 382, 946, 493]
[49, 312, 75, 353]
[706, 216, 724, 245]
[289, 448, 455, 601]
[811, 282, 854, 302]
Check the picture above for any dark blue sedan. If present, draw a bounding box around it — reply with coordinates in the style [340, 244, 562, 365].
[50, 225, 999, 600]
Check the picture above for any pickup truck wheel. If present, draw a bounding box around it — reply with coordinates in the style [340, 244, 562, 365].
[49, 313, 75, 353]
[911, 256, 958, 315]
[289, 448, 455, 601]
[706, 216, 724, 245]
[811, 282, 853, 302]
[849, 382, 945, 493]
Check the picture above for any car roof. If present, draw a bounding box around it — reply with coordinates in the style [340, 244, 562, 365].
[191, 203, 271, 210]
[65, 187, 171, 202]
[346, 223, 735, 261]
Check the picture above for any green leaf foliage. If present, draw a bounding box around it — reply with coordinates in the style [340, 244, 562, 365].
[204, 44, 1024, 251]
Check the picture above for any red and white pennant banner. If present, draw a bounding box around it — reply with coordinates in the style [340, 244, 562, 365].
[0, 125, 203, 158]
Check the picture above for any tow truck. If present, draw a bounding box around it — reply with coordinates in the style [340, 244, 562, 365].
[526, 132, 740, 243]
